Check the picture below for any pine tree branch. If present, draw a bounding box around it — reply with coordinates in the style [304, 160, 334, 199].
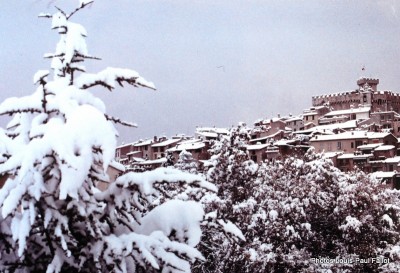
[37, 203, 55, 256]
[67, 1, 94, 19]
[54, 6, 67, 17]
[104, 114, 137, 127]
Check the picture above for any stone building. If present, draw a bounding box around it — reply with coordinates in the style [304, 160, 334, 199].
[312, 78, 400, 113]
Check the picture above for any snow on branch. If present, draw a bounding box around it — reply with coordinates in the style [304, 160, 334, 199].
[0, 93, 43, 116]
[98, 231, 204, 273]
[68, 1, 94, 19]
[75, 67, 156, 91]
[33, 70, 50, 85]
[104, 114, 137, 127]
[95, 168, 217, 214]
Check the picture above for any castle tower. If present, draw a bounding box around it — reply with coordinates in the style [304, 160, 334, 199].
[357, 77, 379, 91]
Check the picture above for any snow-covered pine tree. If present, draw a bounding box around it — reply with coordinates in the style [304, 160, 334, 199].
[174, 150, 199, 174]
[0, 1, 225, 272]
[193, 124, 257, 272]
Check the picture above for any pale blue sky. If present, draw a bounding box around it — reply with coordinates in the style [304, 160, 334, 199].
[1, 0, 400, 143]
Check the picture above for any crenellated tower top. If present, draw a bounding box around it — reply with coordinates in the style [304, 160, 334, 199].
[357, 77, 379, 91]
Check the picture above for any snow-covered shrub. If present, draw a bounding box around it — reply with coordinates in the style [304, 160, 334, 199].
[0, 2, 227, 272]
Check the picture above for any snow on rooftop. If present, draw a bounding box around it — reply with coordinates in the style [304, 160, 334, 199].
[168, 139, 205, 152]
[374, 145, 395, 151]
[246, 143, 270, 151]
[137, 157, 167, 165]
[133, 139, 153, 147]
[126, 151, 141, 156]
[285, 115, 303, 122]
[311, 131, 390, 142]
[274, 139, 296, 146]
[322, 152, 343, 158]
[296, 120, 358, 135]
[197, 131, 218, 138]
[196, 127, 229, 134]
[109, 160, 125, 172]
[325, 107, 370, 117]
[384, 156, 400, 163]
[250, 130, 284, 143]
[116, 142, 137, 149]
[151, 138, 181, 147]
[337, 153, 354, 159]
[371, 171, 396, 179]
[303, 111, 318, 116]
[357, 143, 383, 150]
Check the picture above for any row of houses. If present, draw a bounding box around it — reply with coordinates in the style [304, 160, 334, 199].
[115, 77, 400, 189]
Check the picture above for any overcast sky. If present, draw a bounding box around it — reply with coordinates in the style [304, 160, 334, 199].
[1, 0, 400, 144]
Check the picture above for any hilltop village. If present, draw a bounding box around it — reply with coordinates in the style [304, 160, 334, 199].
[116, 77, 400, 189]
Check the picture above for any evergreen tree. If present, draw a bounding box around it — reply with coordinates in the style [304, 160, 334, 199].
[174, 150, 199, 174]
[0, 2, 226, 272]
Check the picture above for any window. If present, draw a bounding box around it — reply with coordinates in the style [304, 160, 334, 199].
[355, 140, 363, 147]
[337, 141, 342, 150]
[381, 115, 385, 121]
[144, 145, 148, 151]
[312, 115, 315, 120]
[351, 142, 354, 149]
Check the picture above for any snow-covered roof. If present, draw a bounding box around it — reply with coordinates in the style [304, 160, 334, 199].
[168, 139, 205, 152]
[324, 107, 370, 117]
[337, 153, 355, 159]
[152, 138, 181, 147]
[303, 111, 318, 116]
[116, 142, 137, 149]
[372, 171, 396, 179]
[384, 156, 400, 163]
[357, 143, 383, 150]
[323, 152, 343, 158]
[274, 139, 296, 146]
[133, 139, 153, 147]
[374, 145, 395, 151]
[131, 157, 146, 162]
[197, 131, 218, 138]
[109, 160, 125, 172]
[285, 116, 303, 122]
[126, 151, 141, 156]
[246, 143, 270, 151]
[311, 131, 391, 142]
[296, 120, 357, 135]
[250, 130, 283, 143]
[196, 127, 229, 135]
[337, 153, 373, 160]
[368, 132, 392, 139]
[136, 157, 167, 165]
